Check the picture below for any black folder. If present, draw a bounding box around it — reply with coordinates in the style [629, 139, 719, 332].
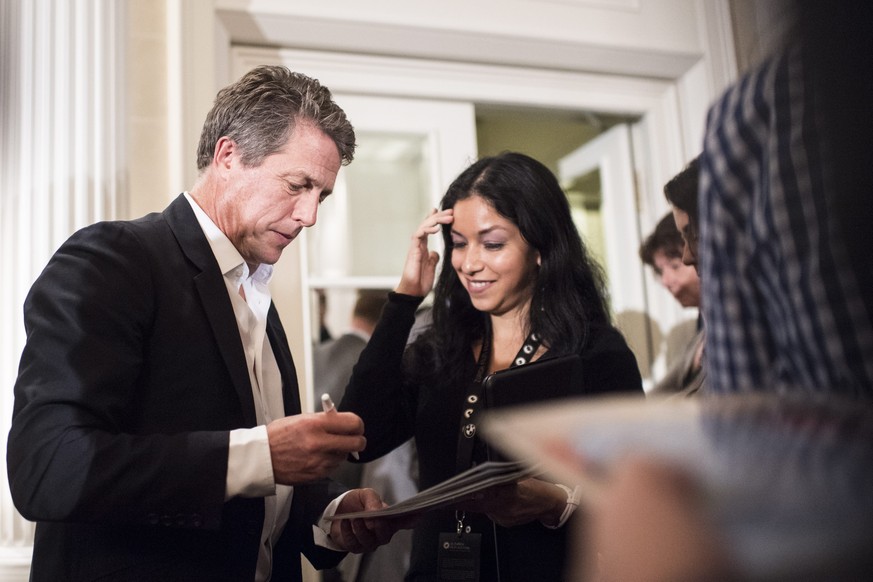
[482, 354, 583, 410]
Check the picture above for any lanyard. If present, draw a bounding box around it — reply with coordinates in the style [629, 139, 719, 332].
[455, 320, 542, 473]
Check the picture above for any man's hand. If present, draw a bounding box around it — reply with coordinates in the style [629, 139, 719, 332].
[266, 412, 365, 484]
[454, 477, 567, 528]
[582, 458, 737, 582]
[329, 488, 415, 553]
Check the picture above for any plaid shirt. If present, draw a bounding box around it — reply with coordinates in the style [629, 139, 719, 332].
[699, 43, 873, 398]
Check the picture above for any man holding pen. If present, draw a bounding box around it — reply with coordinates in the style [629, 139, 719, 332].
[7, 66, 404, 581]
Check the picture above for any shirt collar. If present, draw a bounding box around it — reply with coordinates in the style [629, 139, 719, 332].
[183, 192, 274, 286]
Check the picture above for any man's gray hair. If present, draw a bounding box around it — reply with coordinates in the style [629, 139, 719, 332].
[196, 66, 355, 171]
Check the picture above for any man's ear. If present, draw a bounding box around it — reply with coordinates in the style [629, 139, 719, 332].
[213, 136, 237, 174]
[536, 251, 541, 267]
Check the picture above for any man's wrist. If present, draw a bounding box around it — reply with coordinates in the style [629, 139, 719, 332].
[542, 483, 582, 529]
[313, 491, 353, 551]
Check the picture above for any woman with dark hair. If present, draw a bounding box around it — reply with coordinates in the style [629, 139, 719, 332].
[340, 152, 643, 581]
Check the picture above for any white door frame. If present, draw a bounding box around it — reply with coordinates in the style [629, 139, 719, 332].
[559, 124, 642, 319]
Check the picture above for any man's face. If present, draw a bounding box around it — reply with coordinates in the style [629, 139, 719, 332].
[214, 122, 341, 270]
[671, 207, 699, 272]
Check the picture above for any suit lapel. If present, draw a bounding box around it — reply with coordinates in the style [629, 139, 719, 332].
[164, 195, 258, 426]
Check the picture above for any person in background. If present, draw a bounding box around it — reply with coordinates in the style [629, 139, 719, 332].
[639, 212, 705, 397]
[315, 289, 391, 459]
[663, 156, 702, 270]
[6, 65, 404, 582]
[341, 152, 643, 581]
[698, 0, 873, 397]
[315, 290, 419, 582]
[316, 288, 334, 343]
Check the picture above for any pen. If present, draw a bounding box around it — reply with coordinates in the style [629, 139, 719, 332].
[321, 393, 360, 460]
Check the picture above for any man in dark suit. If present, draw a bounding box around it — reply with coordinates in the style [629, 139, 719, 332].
[7, 66, 403, 581]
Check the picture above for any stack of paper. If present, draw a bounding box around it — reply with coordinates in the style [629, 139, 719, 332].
[329, 460, 533, 520]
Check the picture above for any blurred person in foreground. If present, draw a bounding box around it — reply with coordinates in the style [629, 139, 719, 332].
[698, 0, 873, 397]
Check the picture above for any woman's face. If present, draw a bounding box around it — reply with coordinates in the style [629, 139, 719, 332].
[449, 196, 541, 318]
[652, 250, 701, 308]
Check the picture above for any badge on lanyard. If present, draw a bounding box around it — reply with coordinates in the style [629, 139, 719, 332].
[445, 324, 541, 581]
[438, 511, 481, 581]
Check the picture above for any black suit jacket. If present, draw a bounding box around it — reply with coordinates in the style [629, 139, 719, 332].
[7, 195, 345, 581]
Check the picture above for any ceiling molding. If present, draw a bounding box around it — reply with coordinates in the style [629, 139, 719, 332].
[233, 46, 674, 115]
[216, 9, 700, 80]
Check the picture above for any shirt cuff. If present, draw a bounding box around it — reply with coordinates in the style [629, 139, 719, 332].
[541, 484, 583, 529]
[226, 426, 276, 500]
[312, 491, 353, 550]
